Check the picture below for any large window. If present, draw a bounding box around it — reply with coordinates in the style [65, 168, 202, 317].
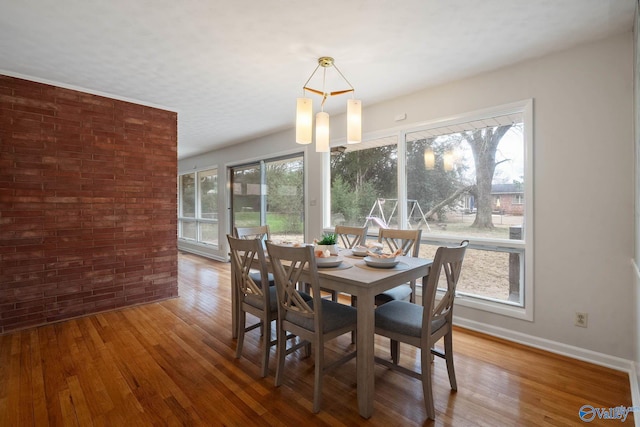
[178, 168, 219, 247]
[330, 135, 398, 234]
[329, 101, 532, 319]
[231, 154, 305, 243]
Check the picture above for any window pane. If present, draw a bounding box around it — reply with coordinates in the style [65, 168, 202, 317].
[181, 220, 196, 240]
[419, 244, 522, 303]
[406, 122, 524, 240]
[265, 156, 304, 243]
[232, 165, 261, 227]
[330, 136, 398, 234]
[406, 114, 526, 303]
[180, 173, 195, 218]
[199, 168, 218, 220]
[199, 222, 218, 246]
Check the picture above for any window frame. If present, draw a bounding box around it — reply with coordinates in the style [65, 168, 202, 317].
[229, 152, 306, 243]
[326, 99, 534, 321]
[178, 167, 220, 249]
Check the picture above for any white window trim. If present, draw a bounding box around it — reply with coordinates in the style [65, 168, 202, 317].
[178, 166, 220, 249]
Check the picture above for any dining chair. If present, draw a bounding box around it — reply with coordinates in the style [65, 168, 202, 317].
[374, 240, 468, 420]
[265, 241, 358, 413]
[234, 224, 274, 287]
[334, 225, 368, 249]
[228, 235, 311, 377]
[227, 234, 277, 377]
[234, 224, 271, 241]
[375, 228, 422, 306]
[317, 225, 368, 302]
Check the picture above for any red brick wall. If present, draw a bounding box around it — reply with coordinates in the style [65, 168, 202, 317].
[0, 75, 178, 334]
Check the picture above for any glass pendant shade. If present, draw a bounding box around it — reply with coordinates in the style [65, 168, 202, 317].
[347, 99, 362, 144]
[424, 147, 435, 170]
[296, 98, 313, 144]
[315, 112, 330, 152]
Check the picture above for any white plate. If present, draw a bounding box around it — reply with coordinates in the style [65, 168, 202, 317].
[363, 256, 398, 268]
[315, 256, 343, 268]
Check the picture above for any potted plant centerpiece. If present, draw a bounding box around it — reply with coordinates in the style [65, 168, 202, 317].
[314, 233, 339, 255]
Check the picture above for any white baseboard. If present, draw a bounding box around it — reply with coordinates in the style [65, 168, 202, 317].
[178, 246, 226, 262]
[178, 242, 227, 262]
[453, 317, 634, 373]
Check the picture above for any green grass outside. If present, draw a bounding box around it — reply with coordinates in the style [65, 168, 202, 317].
[234, 212, 303, 234]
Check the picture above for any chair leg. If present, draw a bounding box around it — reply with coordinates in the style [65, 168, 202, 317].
[312, 339, 324, 413]
[421, 344, 436, 420]
[274, 320, 286, 387]
[236, 311, 246, 359]
[303, 341, 311, 358]
[444, 332, 457, 391]
[260, 317, 271, 378]
[391, 338, 400, 364]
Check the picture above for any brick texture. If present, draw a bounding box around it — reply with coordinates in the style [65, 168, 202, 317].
[0, 75, 178, 334]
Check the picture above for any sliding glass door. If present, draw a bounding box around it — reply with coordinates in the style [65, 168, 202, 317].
[230, 154, 305, 243]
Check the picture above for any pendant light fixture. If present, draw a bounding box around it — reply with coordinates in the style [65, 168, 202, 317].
[295, 57, 361, 152]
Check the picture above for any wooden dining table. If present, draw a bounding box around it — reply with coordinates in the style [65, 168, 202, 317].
[231, 248, 433, 419]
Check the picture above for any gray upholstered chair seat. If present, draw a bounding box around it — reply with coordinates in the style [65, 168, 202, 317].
[375, 284, 412, 305]
[245, 286, 278, 312]
[375, 300, 446, 338]
[285, 298, 357, 333]
[249, 271, 275, 287]
[246, 288, 311, 312]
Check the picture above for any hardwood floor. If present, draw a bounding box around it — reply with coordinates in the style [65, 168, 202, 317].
[0, 252, 633, 426]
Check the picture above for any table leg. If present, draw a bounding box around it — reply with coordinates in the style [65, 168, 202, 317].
[356, 290, 375, 418]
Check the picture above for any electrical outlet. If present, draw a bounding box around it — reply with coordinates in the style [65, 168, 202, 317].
[575, 312, 588, 328]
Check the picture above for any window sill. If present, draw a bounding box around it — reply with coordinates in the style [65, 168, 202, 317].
[417, 286, 533, 321]
[453, 293, 532, 321]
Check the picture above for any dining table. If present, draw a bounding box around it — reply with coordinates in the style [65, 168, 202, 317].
[231, 247, 433, 419]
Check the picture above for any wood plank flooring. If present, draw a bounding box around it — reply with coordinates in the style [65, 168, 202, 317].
[0, 252, 633, 426]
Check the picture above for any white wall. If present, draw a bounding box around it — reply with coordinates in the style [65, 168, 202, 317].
[441, 32, 634, 361]
[180, 32, 634, 360]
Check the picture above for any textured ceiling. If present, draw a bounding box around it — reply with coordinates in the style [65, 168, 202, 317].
[0, 0, 635, 159]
